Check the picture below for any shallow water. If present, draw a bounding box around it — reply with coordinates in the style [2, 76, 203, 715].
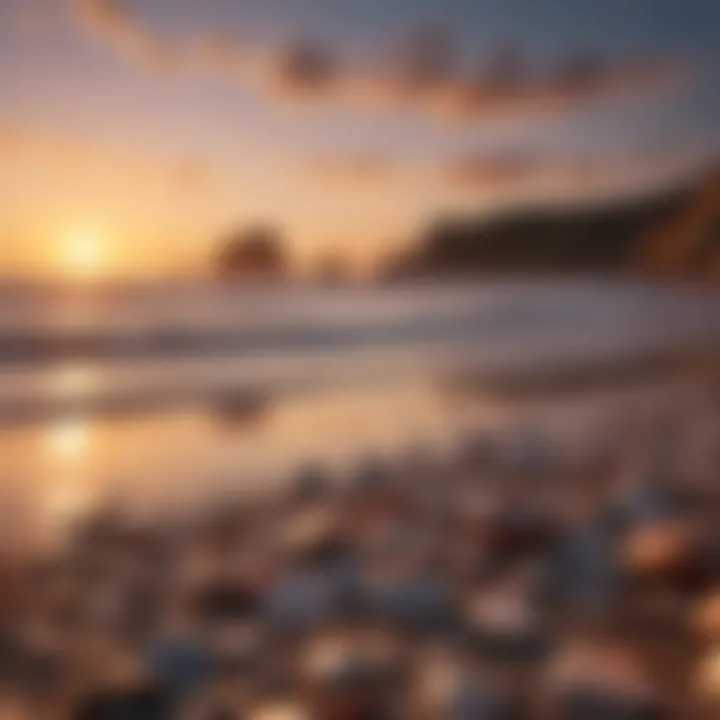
[0, 278, 717, 549]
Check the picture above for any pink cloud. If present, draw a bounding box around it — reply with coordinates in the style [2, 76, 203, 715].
[70, 2, 685, 121]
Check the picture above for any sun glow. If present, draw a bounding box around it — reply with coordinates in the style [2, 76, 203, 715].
[46, 418, 90, 460]
[59, 226, 108, 278]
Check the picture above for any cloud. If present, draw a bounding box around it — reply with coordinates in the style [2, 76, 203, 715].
[440, 147, 710, 204]
[444, 150, 541, 188]
[443, 150, 623, 193]
[72, 0, 179, 71]
[70, 2, 684, 121]
[304, 142, 711, 205]
[306, 155, 392, 184]
[428, 54, 680, 121]
[271, 41, 340, 96]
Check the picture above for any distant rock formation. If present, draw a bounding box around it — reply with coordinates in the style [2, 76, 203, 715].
[384, 167, 720, 283]
[215, 225, 287, 279]
[636, 168, 720, 282]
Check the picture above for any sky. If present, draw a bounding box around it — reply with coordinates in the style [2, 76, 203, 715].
[0, 0, 719, 277]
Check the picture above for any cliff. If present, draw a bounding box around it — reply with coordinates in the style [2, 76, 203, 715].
[385, 168, 719, 282]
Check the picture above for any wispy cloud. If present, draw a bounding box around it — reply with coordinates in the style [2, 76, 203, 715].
[440, 147, 712, 204]
[270, 41, 339, 96]
[305, 145, 713, 208]
[443, 150, 541, 188]
[70, 1, 684, 120]
[428, 54, 680, 121]
[72, 0, 178, 71]
[305, 155, 392, 185]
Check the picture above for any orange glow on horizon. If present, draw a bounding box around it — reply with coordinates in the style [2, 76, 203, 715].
[57, 226, 108, 279]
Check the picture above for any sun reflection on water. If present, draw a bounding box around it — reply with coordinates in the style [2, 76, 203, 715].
[43, 413, 94, 535]
[46, 418, 90, 460]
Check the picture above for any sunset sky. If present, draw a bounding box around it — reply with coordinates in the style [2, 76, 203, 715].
[1, 0, 719, 277]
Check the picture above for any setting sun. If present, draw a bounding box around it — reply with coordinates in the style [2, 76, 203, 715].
[59, 227, 107, 278]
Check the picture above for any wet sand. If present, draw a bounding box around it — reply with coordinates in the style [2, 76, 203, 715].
[0, 375, 718, 719]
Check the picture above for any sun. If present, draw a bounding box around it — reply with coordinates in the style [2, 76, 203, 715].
[59, 226, 107, 278]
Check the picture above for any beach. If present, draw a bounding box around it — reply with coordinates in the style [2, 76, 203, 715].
[0, 280, 717, 718]
[0, 371, 718, 718]
[3, 0, 720, 714]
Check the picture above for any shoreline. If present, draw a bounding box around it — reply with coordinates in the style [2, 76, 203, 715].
[0, 346, 715, 427]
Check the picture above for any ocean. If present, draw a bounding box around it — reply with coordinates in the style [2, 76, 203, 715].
[0, 278, 717, 548]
